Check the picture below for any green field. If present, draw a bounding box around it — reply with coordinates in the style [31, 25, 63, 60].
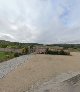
[0, 51, 15, 63]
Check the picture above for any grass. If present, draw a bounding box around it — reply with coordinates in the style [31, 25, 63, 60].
[0, 51, 15, 63]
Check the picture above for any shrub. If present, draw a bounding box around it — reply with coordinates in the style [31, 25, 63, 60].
[5, 55, 10, 58]
[59, 50, 65, 55]
[47, 50, 58, 55]
[64, 50, 70, 55]
[14, 52, 20, 57]
[46, 49, 70, 55]
[21, 47, 29, 54]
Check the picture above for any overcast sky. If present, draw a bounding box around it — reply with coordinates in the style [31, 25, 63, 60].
[0, 0, 80, 43]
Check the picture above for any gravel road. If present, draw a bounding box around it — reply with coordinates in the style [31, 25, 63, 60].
[0, 55, 31, 79]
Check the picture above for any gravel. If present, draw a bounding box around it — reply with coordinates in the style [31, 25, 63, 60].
[0, 55, 31, 79]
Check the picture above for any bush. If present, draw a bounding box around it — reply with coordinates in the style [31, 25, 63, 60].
[46, 50, 70, 55]
[59, 50, 65, 55]
[5, 55, 10, 58]
[46, 50, 58, 55]
[63, 50, 70, 55]
[21, 47, 29, 54]
[14, 52, 20, 57]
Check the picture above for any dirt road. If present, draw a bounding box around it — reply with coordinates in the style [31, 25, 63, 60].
[0, 52, 80, 92]
[33, 74, 80, 92]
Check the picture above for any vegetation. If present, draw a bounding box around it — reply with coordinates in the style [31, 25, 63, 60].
[0, 40, 42, 49]
[0, 40, 35, 63]
[0, 40, 80, 63]
[21, 47, 29, 54]
[0, 40, 80, 51]
[46, 44, 80, 52]
[0, 40, 80, 52]
[46, 49, 70, 55]
[13, 52, 20, 57]
[0, 51, 15, 63]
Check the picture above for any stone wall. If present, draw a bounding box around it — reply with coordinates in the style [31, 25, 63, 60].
[0, 48, 22, 53]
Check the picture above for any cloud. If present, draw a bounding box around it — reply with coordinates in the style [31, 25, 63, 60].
[0, 32, 16, 42]
[0, 0, 80, 43]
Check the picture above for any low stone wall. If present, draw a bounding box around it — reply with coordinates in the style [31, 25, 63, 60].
[0, 48, 22, 53]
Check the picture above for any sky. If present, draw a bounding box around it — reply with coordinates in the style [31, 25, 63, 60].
[0, 0, 80, 44]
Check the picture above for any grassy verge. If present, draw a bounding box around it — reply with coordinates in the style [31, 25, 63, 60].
[0, 51, 15, 63]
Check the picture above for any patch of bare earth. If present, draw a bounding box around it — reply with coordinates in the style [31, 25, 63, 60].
[0, 52, 80, 92]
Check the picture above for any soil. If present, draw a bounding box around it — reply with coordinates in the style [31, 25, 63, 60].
[0, 52, 80, 92]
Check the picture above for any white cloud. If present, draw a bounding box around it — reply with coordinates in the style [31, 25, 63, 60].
[0, 0, 80, 43]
